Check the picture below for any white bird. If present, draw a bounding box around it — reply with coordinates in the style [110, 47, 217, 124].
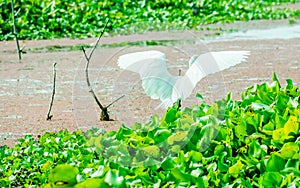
[117, 50, 250, 108]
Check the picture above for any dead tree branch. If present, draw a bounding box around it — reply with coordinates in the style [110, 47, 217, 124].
[46, 62, 57, 120]
[82, 20, 124, 121]
[82, 47, 106, 111]
[106, 95, 125, 108]
[82, 46, 110, 120]
[10, 0, 22, 60]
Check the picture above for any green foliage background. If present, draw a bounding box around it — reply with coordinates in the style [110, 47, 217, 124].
[1, 0, 300, 40]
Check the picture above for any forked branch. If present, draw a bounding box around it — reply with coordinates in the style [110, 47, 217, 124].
[82, 20, 124, 121]
[106, 94, 125, 108]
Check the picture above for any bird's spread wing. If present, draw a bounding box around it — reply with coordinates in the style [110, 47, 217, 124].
[118, 50, 177, 101]
[194, 51, 250, 74]
[172, 51, 250, 101]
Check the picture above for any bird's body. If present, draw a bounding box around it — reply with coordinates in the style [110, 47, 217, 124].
[117, 50, 250, 108]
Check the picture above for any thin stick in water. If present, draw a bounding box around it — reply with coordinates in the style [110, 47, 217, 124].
[10, 0, 22, 60]
[46, 62, 57, 120]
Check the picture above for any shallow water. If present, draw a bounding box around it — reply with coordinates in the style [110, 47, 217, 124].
[212, 24, 300, 41]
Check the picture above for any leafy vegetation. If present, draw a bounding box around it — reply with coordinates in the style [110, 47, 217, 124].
[1, 0, 300, 40]
[1, 73, 299, 187]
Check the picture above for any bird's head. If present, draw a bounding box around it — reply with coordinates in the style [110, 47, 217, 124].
[188, 55, 198, 67]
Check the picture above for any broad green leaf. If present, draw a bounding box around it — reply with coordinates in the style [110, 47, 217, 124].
[272, 128, 287, 143]
[161, 157, 175, 171]
[261, 172, 282, 187]
[74, 178, 109, 188]
[283, 115, 299, 136]
[116, 125, 133, 140]
[235, 120, 248, 140]
[248, 139, 264, 158]
[272, 72, 281, 87]
[228, 160, 244, 178]
[276, 94, 290, 113]
[280, 142, 299, 159]
[153, 128, 171, 144]
[214, 145, 225, 156]
[188, 150, 202, 162]
[266, 153, 285, 172]
[263, 121, 275, 131]
[256, 84, 274, 105]
[164, 107, 179, 123]
[274, 113, 287, 129]
[285, 159, 299, 169]
[218, 152, 230, 172]
[170, 168, 193, 182]
[286, 79, 293, 90]
[48, 164, 78, 187]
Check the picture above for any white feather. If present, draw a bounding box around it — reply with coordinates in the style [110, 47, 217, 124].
[172, 51, 250, 102]
[117, 50, 177, 100]
[117, 50, 250, 108]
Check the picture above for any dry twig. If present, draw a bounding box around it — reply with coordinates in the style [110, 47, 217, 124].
[46, 62, 57, 120]
[10, 0, 22, 60]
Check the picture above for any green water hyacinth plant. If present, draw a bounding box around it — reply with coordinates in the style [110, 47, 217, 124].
[1, 0, 300, 40]
[0, 73, 299, 187]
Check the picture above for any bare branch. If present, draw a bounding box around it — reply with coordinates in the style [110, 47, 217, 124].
[82, 20, 110, 121]
[82, 46, 105, 111]
[177, 69, 182, 110]
[82, 19, 125, 121]
[87, 19, 109, 61]
[106, 95, 125, 108]
[46, 62, 57, 120]
[81, 47, 89, 62]
[10, 0, 22, 60]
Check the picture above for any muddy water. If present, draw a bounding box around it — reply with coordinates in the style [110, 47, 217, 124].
[214, 24, 300, 41]
[1, 19, 300, 147]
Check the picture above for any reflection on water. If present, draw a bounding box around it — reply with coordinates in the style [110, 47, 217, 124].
[4, 115, 22, 119]
[212, 25, 300, 41]
[7, 24, 300, 54]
